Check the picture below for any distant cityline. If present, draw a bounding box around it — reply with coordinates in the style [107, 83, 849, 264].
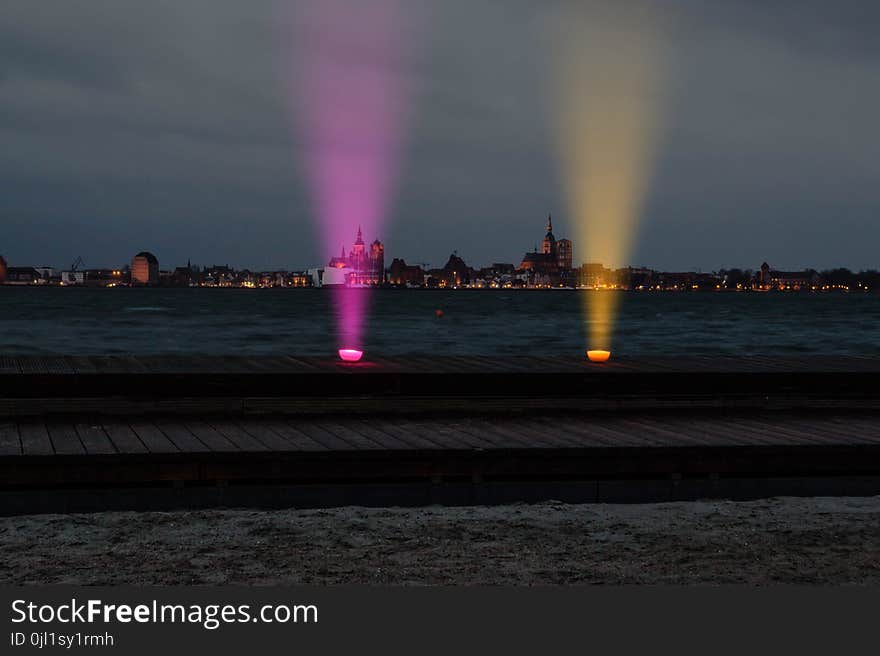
[1, 216, 878, 292]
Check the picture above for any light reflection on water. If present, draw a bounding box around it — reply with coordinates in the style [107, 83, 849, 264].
[0, 287, 878, 357]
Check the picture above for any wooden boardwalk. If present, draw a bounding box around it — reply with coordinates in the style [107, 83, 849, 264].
[2, 355, 880, 512]
[1, 355, 879, 416]
[2, 354, 880, 376]
[2, 411, 880, 512]
[3, 413, 880, 458]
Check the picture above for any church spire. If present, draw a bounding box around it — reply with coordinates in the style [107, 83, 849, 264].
[546, 213, 553, 233]
[355, 225, 364, 245]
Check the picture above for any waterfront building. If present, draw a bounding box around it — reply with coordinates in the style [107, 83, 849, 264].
[0, 255, 6, 284]
[579, 262, 612, 288]
[131, 252, 159, 286]
[428, 253, 471, 288]
[388, 258, 425, 287]
[4, 266, 40, 285]
[288, 271, 311, 287]
[33, 267, 54, 283]
[84, 269, 126, 287]
[656, 271, 722, 291]
[756, 262, 820, 291]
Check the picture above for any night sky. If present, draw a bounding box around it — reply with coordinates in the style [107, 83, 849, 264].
[2, 0, 879, 272]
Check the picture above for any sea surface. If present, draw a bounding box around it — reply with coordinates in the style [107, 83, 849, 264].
[1, 287, 879, 357]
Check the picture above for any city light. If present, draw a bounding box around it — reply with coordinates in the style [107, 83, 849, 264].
[286, 0, 419, 354]
[550, 3, 671, 353]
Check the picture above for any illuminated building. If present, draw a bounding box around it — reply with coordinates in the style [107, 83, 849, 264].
[520, 214, 575, 285]
[579, 262, 611, 288]
[0, 255, 6, 284]
[349, 226, 368, 280]
[326, 227, 385, 286]
[131, 252, 159, 286]
[427, 253, 471, 288]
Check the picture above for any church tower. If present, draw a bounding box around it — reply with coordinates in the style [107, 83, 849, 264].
[541, 213, 557, 256]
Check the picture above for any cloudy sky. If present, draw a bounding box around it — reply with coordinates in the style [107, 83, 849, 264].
[1, 0, 879, 271]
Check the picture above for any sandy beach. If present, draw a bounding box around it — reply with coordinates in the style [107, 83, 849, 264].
[1, 496, 878, 585]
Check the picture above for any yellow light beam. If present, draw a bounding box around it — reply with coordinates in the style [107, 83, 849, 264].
[551, 3, 671, 350]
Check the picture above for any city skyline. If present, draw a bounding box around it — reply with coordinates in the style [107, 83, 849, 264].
[1, 1, 879, 272]
[2, 213, 878, 292]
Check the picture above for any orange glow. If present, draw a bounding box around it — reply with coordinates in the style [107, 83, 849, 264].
[587, 350, 611, 363]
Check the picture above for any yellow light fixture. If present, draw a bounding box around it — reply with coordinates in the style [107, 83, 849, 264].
[587, 350, 611, 363]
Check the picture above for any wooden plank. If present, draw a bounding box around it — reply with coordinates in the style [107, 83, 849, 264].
[183, 421, 238, 451]
[784, 416, 880, 445]
[723, 416, 830, 446]
[232, 421, 297, 451]
[103, 422, 148, 454]
[89, 356, 130, 374]
[556, 418, 664, 447]
[154, 421, 210, 452]
[679, 417, 777, 447]
[46, 422, 86, 455]
[18, 420, 54, 455]
[42, 357, 75, 374]
[522, 417, 637, 448]
[515, 417, 600, 448]
[66, 356, 98, 374]
[130, 422, 179, 453]
[492, 418, 591, 448]
[828, 417, 880, 443]
[116, 356, 150, 373]
[278, 356, 325, 372]
[262, 421, 328, 451]
[17, 358, 48, 374]
[455, 420, 543, 449]
[350, 419, 434, 450]
[209, 421, 270, 452]
[616, 417, 718, 447]
[314, 421, 385, 450]
[294, 422, 360, 450]
[375, 419, 468, 450]
[0, 356, 21, 374]
[74, 423, 117, 455]
[400, 419, 494, 449]
[0, 422, 21, 456]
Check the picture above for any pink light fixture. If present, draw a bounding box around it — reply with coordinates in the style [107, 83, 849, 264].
[338, 348, 364, 363]
[286, 0, 419, 357]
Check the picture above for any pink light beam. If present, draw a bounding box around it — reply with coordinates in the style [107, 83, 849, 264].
[286, 0, 419, 354]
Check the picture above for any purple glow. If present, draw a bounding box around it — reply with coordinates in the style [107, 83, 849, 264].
[338, 348, 364, 362]
[287, 0, 417, 350]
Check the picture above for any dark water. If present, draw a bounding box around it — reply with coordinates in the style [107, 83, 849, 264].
[1, 287, 879, 357]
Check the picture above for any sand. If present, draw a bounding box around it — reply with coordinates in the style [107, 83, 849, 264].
[1, 496, 879, 585]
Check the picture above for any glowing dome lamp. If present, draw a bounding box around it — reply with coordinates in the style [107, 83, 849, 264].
[338, 348, 364, 363]
[587, 350, 611, 363]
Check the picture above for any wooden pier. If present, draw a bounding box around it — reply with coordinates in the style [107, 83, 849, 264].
[1, 355, 879, 513]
